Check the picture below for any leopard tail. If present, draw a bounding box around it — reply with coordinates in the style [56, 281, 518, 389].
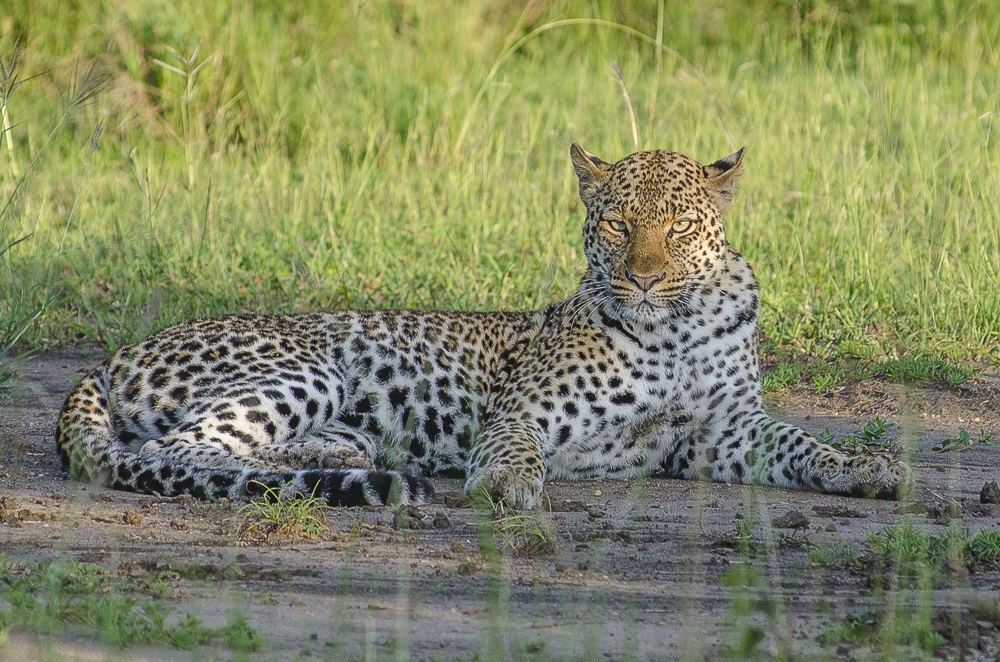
[56, 369, 434, 506]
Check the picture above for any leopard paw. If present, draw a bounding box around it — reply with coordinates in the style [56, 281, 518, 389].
[319, 445, 376, 470]
[846, 454, 913, 499]
[815, 451, 911, 499]
[464, 465, 544, 510]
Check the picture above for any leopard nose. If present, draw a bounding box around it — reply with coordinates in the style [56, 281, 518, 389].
[628, 272, 666, 292]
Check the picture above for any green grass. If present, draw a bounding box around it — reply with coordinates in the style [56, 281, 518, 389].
[808, 541, 861, 567]
[809, 524, 1000, 576]
[867, 525, 1000, 576]
[0, 556, 260, 651]
[0, 0, 997, 372]
[750, 520, 1000, 658]
[473, 490, 560, 557]
[762, 353, 982, 393]
[821, 608, 948, 654]
[235, 480, 332, 544]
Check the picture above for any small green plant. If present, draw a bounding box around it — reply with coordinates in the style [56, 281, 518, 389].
[706, 513, 769, 557]
[733, 517, 757, 554]
[931, 429, 995, 453]
[965, 531, 1000, 571]
[836, 340, 883, 361]
[810, 362, 846, 394]
[491, 509, 558, 556]
[866, 524, 938, 579]
[818, 417, 898, 455]
[168, 613, 216, 649]
[808, 541, 861, 568]
[220, 611, 264, 653]
[235, 481, 332, 544]
[472, 491, 558, 557]
[821, 611, 877, 645]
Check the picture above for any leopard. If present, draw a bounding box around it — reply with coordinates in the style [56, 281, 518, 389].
[56, 144, 906, 509]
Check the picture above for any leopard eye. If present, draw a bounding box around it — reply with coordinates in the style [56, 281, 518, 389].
[604, 219, 628, 235]
[670, 219, 696, 236]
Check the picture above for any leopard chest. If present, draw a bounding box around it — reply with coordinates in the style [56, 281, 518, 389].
[533, 318, 755, 479]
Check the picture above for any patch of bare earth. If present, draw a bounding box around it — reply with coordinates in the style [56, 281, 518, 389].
[1, 349, 999, 660]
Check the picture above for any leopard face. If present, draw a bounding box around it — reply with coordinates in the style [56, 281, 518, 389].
[571, 145, 745, 322]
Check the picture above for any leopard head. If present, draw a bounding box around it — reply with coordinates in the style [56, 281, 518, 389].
[571, 144, 745, 321]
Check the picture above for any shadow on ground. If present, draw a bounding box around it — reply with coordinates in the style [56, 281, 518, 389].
[2, 349, 999, 660]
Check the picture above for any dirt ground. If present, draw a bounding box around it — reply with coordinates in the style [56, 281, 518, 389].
[2, 348, 999, 661]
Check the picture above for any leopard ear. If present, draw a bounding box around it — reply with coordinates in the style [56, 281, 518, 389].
[570, 143, 610, 205]
[704, 147, 745, 213]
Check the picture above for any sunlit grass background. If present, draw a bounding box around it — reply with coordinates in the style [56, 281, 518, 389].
[2, 0, 998, 371]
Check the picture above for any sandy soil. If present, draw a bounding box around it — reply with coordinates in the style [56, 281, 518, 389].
[1, 348, 999, 661]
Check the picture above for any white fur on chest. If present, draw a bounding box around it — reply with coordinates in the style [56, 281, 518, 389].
[542, 288, 756, 479]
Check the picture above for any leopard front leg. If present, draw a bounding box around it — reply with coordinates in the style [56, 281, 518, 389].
[464, 419, 546, 509]
[732, 416, 907, 498]
[669, 414, 908, 498]
[257, 424, 377, 471]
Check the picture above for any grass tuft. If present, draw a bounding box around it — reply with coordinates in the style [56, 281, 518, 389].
[235, 481, 332, 545]
[220, 611, 264, 653]
[472, 492, 559, 557]
[808, 542, 862, 568]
